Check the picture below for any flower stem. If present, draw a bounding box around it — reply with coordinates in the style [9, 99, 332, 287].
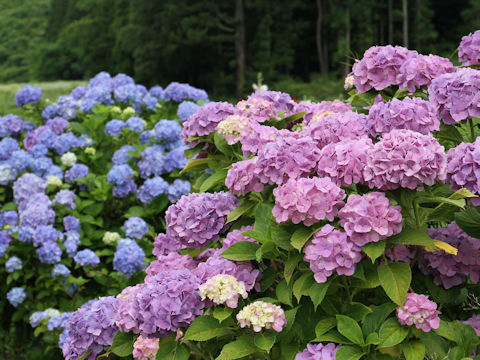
[413, 200, 421, 229]
[469, 118, 476, 142]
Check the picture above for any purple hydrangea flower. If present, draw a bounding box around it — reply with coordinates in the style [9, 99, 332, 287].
[367, 97, 440, 136]
[396, 293, 440, 332]
[52, 132, 78, 155]
[6, 256, 22, 273]
[338, 192, 402, 247]
[113, 179, 137, 198]
[70, 85, 88, 100]
[459, 30, 480, 66]
[152, 233, 184, 257]
[32, 225, 59, 247]
[316, 137, 374, 187]
[166, 179, 191, 203]
[1, 211, 18, 227]
[14, 173, 46, 210]
[7, 287, 26, 307]
[463, 315, 480, 336]
[63, 216, 80, 232]
[105, 119, 126, 137]
[226, 157, 264, 196]
[352, 45, 417, 92]
[19, 194, 55, 228]
[18, 226, 34, 243]
[304, 224, 363, 283]
[15, 85, 42, 107]
[295, 343, 340, 360]
[363, 129, 447, 190]
[137, 145, 166, 178]
[53, 189, 77, 210]
[64, 231, 80, 258]
[273, 177, 345, 226]
[113, 238, 145, 276]
[0, 231, 11, 257]
[46, 117, 69, 135]
[56, 95, 78, 120]
[145, 253, 196, 283]
[74, 249, 100, 267]
[42, 104, 60, 120]
[149, 86, 164, 99]
[221, 225, 258, 251]
[385, 244, 417, 264]
[165, 192, 239, 249]
[124, 217, 149, 239]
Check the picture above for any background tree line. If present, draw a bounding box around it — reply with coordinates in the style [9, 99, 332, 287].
[0, 0, 479, 99]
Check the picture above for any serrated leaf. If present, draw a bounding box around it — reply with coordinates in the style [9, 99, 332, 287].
[315, 318, 337, 338]
[221, 241, 260, 261]
[254, 332, 276, 352]
[401, 341, 425, 360]
[216, 335, 256, 360]
[378, 318, 409, 348]
[309, 281, 330, 310]
[199, 170, 228, 192]
[183, 316, 226, 341]
[336, 315, 364, 345]
[377, 262, 411, 306]
[362, 240, 386, 263]
[290, 227, 313, 251]
[111, 331, 134, 357]
[335, 346, 365, 360]
[226, 201, 255, 223]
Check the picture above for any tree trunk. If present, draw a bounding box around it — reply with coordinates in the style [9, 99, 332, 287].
[415, 0, 421, 49]
[388, 0, 393, 44]
[344, 4, 351, 77]
[235, 0, 245, 98]
[316, 0, 327, 75]
[403, 0, 408, 47]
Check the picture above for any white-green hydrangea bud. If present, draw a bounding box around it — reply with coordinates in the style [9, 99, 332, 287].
[84, 147, 96, 155]
[46, 176, 62, 187]
[199, 274, 247, 308]
[3, 224, 12, 231]
[216, 115, 252, 145]
[61, 152, 77, 167]
[103, 231, 121, 244]
[344, 75, 354, 90]
[45, 309, 61, 318]
[111, 106, 122, 115]
[123, 107, 136, 116]
[236, 301, 286, 332]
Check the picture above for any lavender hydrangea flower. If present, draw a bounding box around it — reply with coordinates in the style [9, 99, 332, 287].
[53, 189, 77, 210]
[153, 120, 182, 144]
[64, 231, 80, 258]
[255, 135, 321, 185]
[7, 287, 26, 307]
[113, 238, 145, 276]
[295, 343, 340, 360]
[237, 301, 286, 332]
[113, 179, 137, 198]
[14, 173, 46, 210]
[235, 91, 297, 123]
[304, 224, 363, 283]
[367, 97, 440, 136]
[124, 217, 149, 239]
[137, 146, 165, 178]
[47, 312, 73, 331]
[177, 101, 201, 122]
[152, 233, 184, 257]
[273, 177, 345, 226]
[428, 68, 480, 124]
[145, 253, 197, 281]
[19, 194, 55, 228]
[1, 211, 18, 227]
[352, 45, 417, 92]
[464, 315, 480, 336]
[56, 95, 78, 120]
[459, 30, 480, 66]
[165, 192, 239, 249]
[63, 216, 80, 232]
[363, 129, 447, 190]
[0, 138, 20, 160]
[136, 176, 169, 204]
[65, 164, 89, 184]
[105, 119, 126, 137]
[163, 147, 187, 173]
[338, 192, 402, 247]
[6, 256, 22, 273]
[0, 231, 11, 257]
[1, 114, 24, 135]
[15, 85, 42, 107]
[225, 157, 264, 196]
[74, 249, 100, 267]
[9, 150, 32, 172]
[181, 102, 235, 145]
[62, 297, 119, 360]
[396, 293, 440, 332]
[52, 264, 71, 278]
[149, 86, 164, 99]
[166, 179, 190, 203]
[221, 225, 258, 251]
[37, 242, 62, 264]
[199, 274, 248, 308]
[446, 138, 480, 205]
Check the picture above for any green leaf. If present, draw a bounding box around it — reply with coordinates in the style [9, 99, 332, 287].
[309, 281, 330, 310]
[216, 335, 256, 360]
[418, 331, 449, 359]
[213, 307, 233, 322]
[293, 272, 315, 303]
[77, 350, 92, 360]
[124, 206, 145, 218]
[377, 262, 411, 306]
[156, 338, 190, 360]
[276, 279, 293, 306]
[362, 303, 397, 336]
[214, 132, 233, 156]
[417, 195, 466, 208]
[315, 331, 353, 344]
[284, 252, 302, 284]
[378, 318, 409, 348]
[387, 226, 436, 247]
[284, 307, 299, 332]
[183, 316, 227, 341]
[180, 158, 210, 173]
[362, 240, 386, 263]
[221, 241, 261, 261]
[334, 346, 365, 360]
[199, 170, 228, 192]
[110, 331, 134, 357]
[290, 227, 313, 251]
[365, 332, 381, 345]
[455, 207, 480, 239]
[315, 318, 337, 338]
[254, 203, 273, 241]
[336, 315, 364, 345]
[401, 341, 425, 360]
[344, 303, 372, 322]
[450, 188, 478, 200]
[254, 332, 276, 352]
[226, 201, 255, 223]
[271, 225, 292, 250]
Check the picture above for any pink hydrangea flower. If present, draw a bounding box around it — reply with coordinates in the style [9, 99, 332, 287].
[236, 91, 297, 122]
[396, 293, 440, 332]
[152, 233, 184, 257]
[316, 137, 373, 187]
[463, 315, 480, 336]
[338, 192, 402, 247]
[144, 253, 197, 282]
[366, 97, 440, 136]
[225, 157, 264, 195]
[364, 129, 447, 190]
[237, 301, 286, 332]
[133, 335, 159, 360]
[446, 138, 480, 206]
[272, 177, 345, 226]
[459, 30, 480, 66]
[295, 343, 340, 360]
[352, 45, 418, 92]
[221, 225, 258, 250]
[295, 100, 352, 126]
[216, 115, 255, 145]
[304, 224, 363, 283]
[302, 111, 369, 150]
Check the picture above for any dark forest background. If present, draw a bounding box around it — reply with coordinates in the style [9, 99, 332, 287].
[1, 0, 479, 99]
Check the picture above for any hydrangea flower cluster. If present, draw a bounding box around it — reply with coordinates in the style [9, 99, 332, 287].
[463, 315, 480, 336]
[396, 293, 440, 332]
[237, 301, 286, 332]
[364, 129, 447, 190]
[304, 225, 363, 283]
[124, 217, 149, 239]
[113, 238, 146, 276]
[15, 85, 43, 107]
[7, 287, 26, 307]
[338, 192, 402, 246]
[295, 100, 352, 126]
[225, 157, 264, 195]
[295, 343, 340, 360]
[235, 91, 297, 123]
[459, 30, 480, 66]
[133, 335, 159, 360]
[199, 274, 248, 308]
[5, 256, 22, 273]
[273, 177, 345, 225]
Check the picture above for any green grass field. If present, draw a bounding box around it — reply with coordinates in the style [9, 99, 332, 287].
[0, 80, 86, 115]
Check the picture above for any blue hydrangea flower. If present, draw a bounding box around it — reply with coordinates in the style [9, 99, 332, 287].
[0, 164, 17, 185]
[31, 156, 53, 176]
[113, 180, 137, 198]
[32, 225, 59, 247]
[7, 287, 26, 307]
[0, 138, 20, 161]
[0, 231, 11, 257]
[140, 130, 155, 144]
[6, 256, 22, 273]
[53, 189, 77, 210]
[1, 211, 18, 227]
[47, 312, 72, 331]
[112, 145, 136, 165]
[23, 121, 36, 133]
[70, 86, 88, 100]
[149, 86, 164, 99]
[52, 132, 78, 155]
[9, 150, 33, 172]
[19, 194, 55, 228]
[63, 216, 80, 232]
[15, 85, 42, 107]
[112, 73, 135, 90]
[52, 264, 71, 278]
[56, 96, 78, 120]
[1, 114, 24, 135]
[137, 145, 165, 178]
[167, 179, 191, 203]
[114, 84, 143, 104]
[107, 164, 134, 185]
[153, 120, 182, 143]
[113, 238, 145, 276]
[65, 283, 78, 296]
[164, 147, 188, 172]
[143, 94, 158, 110]
[18, 226, 34, 243]
[64, 231, 80, 258]
[42, 104, 60, 120]
[88, 71, 112, 88]
[37, 242, 62, 264]
[84, 85, 113, 105]
[29, 144, 48, 158]
[104, 119, 126, 137]
[45, 117, 69, 135]
[163, 82, 208, 102]
[29, 311, 49, 328]
[59, 329, 69, 348]
[177, 101, 201, 122]
[37, 127, 57, 148]
[126, 116, 144, 132]
[79, 98, 97, 113]
[76, 134, 93, 147]
[65, 164, 88, 184]
[136, 176, 169, 204]
[73, 249, 99, 267]
[44, 165, 64, 180]
[124, 217, 149, 239]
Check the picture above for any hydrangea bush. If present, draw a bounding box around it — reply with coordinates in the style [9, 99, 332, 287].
[0, 72, 207, 358]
